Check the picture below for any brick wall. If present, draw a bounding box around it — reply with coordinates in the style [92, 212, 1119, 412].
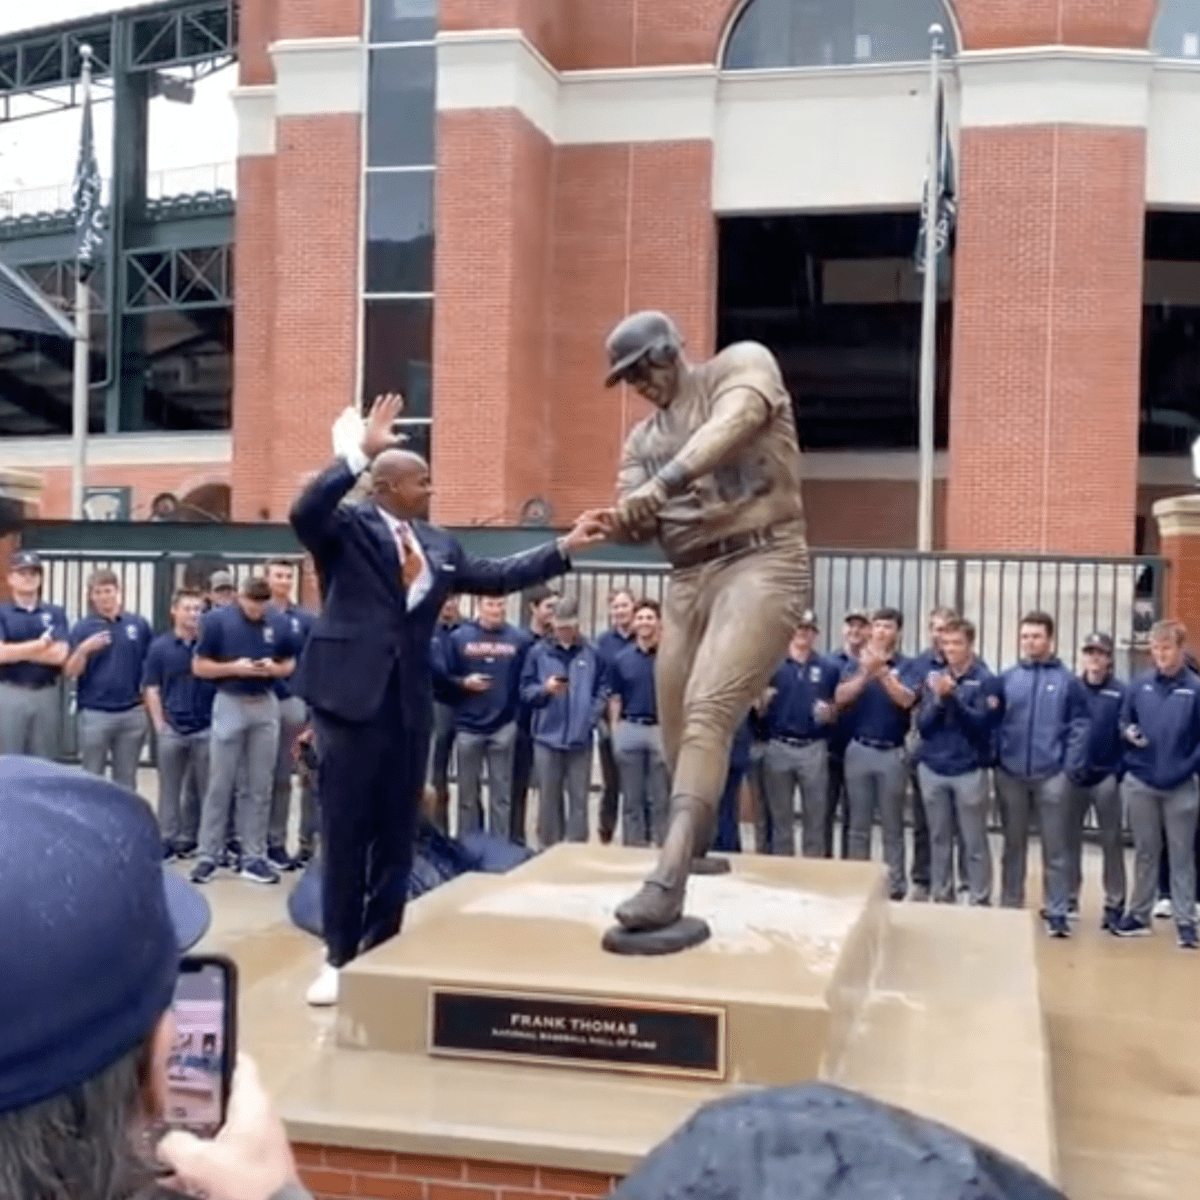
[31, 463, 230, 521]
[946, 124, 1145, 556]
[294, 1144, 620, 1200]
[951, 0, 1158, 50]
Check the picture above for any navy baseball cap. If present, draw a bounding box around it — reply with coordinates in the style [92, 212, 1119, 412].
[0, 757, 210, 1114]
[1082, 632, 1114, 654]
[10, 549, 42, 571]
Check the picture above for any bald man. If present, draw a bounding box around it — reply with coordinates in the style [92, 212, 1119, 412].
[290, 395, 606, 1005]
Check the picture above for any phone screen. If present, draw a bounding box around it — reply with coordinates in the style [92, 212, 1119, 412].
[165, 955, 236, 1137]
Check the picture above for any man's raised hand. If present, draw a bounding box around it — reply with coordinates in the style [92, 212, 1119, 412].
[362, 393, 407, 460]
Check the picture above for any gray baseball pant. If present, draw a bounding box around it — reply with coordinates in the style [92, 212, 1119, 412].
[157, 725, 210, 849]
[268, 695, 309, 852]
[79, 706, 147, 791]
[844, 740, 908, 897]
[0, 681, 61, 759]
[995, 769, 1071, 916]
[534, 744, 592, 846]
[613, 720, 670, 847]
[456, 720, 517, 838]
[1067, 775, 1126, 912]
[198, 691, 280, 863]
[1123, 775, 1199, 926]
[917, 763, 992, 904]
[762, 739, 829, 857]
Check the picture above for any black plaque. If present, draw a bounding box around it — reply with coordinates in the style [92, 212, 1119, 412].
[429, 988, 726, 1080]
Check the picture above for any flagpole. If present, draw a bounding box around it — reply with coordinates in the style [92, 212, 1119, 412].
[70, 44, 94, 521]
[916, 24, 944, 554]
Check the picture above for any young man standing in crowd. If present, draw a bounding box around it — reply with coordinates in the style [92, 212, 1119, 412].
[992, 611, 1090, 937]
[0, 550, 68, 758]
[206, 569, 237, 611]
[66, 569, 153, 790]
[826, 609, 870, 858]
[190, 576, 297, 885]
[1114, 620, 1200, 948]
[510, 586, 558, 844]
[761, 611, 839, 857]
[445, 595, 532, 838]
[609, 599, 671, 846]
[907, 606, 957, 901]
[427, 594, 463, 832]
[521, 596, 606, 846]
[836, 607, 919, 899]
[1067, 631, 1127, 931]
[142, 588, 214, 860]
[265, 557, 316, 869]
[914, 617, 995, 905]
[595, 588, 637, 844]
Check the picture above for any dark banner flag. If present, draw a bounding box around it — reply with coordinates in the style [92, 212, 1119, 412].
[72, 74, 104, 280]
[915, 78, 957, 276]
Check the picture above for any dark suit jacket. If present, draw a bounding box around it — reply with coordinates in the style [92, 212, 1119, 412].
[289, 460, 570, 725]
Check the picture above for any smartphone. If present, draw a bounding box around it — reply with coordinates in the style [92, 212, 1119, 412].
[164, 955, 237, 1137]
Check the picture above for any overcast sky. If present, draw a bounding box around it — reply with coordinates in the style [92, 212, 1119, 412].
[0, 1, 235, 194]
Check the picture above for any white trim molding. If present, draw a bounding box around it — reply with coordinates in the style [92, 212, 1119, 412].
[230, 85, 277, 157]
[957, 46, 1154, 129]
[271, 37, 365, 117]
[0, 434, 232, 470]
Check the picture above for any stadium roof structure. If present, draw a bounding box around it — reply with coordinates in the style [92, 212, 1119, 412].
[0, 262, 73, 340]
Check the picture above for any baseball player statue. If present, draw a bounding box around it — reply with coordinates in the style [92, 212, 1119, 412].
[598, 311, 810, 953]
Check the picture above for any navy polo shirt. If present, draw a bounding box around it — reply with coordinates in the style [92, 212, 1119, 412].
[841, 655, 919, 747]
[141, 634, 215, 735]
[70, 612, 153, 712]
[195, 605, 296, 697]
[270, 604, 316, 700]
[611, 643, 659, 722]
[766, 653, 840, 741]
[0, 601, 69, 688]
[596, 628, 635, 674]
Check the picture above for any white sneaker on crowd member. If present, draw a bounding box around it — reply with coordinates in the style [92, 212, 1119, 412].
[306, 963, 339, 1007]
[1154, 897, 1173, 920]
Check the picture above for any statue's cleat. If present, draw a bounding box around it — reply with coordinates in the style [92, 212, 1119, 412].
[615, 881, 685, 931]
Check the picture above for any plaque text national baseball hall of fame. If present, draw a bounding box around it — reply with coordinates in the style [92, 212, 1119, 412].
[428, 988, 727, 1080]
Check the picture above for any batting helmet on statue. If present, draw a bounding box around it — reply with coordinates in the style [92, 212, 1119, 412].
[604, 311, 684, 388]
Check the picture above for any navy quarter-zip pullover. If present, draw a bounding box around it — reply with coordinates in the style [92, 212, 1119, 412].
[1120, 666, 1200, 791]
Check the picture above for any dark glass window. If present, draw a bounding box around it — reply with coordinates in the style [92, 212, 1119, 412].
[367, 46, 436, 167]
[1153, 1, 1200, 58]
[370, 0, 437, 43]
[718, 212, 953, 450]
[365, 171, 434, 294]
[1141, 212, 1200, 455]
[363, 298, 433, 415]
[397, 421, 431, 463]
[724, 0, 956, 70]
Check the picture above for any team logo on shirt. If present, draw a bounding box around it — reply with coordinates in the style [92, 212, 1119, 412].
[291, 618, 301, 634]
[41, 612, 53, 629]
[264, 627, 275, 645]
[126, 623, 138, 641]
[809, 666, 822, 683]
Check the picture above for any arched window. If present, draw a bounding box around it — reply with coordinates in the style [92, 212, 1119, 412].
[723, 0, 958, 71]
[1152, 1, 1200, 58]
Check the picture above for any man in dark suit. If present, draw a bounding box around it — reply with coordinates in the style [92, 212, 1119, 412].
[290, 395, 605, 1005]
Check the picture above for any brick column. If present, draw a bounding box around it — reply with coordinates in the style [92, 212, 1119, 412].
[1154, 495, 1200, 640]
[945, 1, 1157, 555]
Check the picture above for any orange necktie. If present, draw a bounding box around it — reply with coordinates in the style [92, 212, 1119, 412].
[399, 524, 422, 590]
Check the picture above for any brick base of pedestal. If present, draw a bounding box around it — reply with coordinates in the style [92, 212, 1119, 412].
[1154, 494, 1200, 640]
[294, 1145, 620, 1200]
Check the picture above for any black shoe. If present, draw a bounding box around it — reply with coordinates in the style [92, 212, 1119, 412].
[162, 843, 177, 862]
[175, 842, 198, 860]
[1046, 914, 1070, 938]
[295, 846, 313, 868]
[1113, 913, 1152, 937]
[239, 858, 281, 885]
[1178, 922, 1199, 951]
[1101, 906, 1124, 933]
[267, 845, 295, 871]
[190, 859, 218, 885]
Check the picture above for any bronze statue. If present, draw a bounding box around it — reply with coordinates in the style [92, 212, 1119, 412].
[599, 311, 811, 952]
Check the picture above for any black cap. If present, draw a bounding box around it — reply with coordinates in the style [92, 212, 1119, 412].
[0, 757, 209, 1115]
[843, 609, 869, 624]
[242, 576, 271, 601]
[10, 550, 42, 571]
[1082, 632, 1114, 654]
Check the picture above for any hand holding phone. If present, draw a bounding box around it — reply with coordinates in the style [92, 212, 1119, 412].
[165, 955, 237, 1138]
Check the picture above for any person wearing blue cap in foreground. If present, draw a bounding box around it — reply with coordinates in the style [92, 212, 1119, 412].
[0, 757, 311, 1200]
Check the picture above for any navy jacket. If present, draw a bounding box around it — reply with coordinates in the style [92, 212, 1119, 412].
[1070, 673, 1126, 786]
[915, 660, 995, 777]
[445, 620, 532, 735]
[520, 637, 606, 751]
[430, 620, 461, 705]
[994, 658, 1090, 781]
[289, 460, 569, 726]
[1120, 667, 1200, 791]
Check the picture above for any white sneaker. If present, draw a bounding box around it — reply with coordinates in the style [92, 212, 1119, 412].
[305, 964, 339, 1007]
[1153, 897, 1173, 920]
